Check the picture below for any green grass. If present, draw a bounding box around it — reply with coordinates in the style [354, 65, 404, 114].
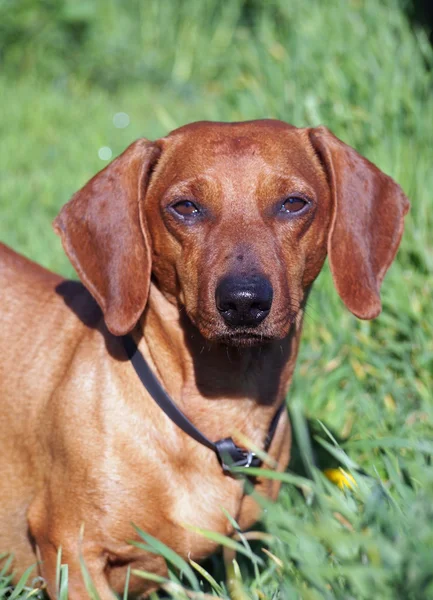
[1, 0, 433, 597]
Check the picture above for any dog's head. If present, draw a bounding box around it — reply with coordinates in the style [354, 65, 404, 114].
[54, 120, 409, 345]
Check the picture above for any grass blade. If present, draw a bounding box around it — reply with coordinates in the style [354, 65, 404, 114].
[131, 525, 200, 591]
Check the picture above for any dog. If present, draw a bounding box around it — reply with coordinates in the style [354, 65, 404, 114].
[0, 120, 409, 598]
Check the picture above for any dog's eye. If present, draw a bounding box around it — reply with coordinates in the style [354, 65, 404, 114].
[172, 200, 200, 217]
[281, 197, 308, 213]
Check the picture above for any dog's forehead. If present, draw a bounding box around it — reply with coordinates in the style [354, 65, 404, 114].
[158, 120, 320, 183]
[166, 119, 297, 156]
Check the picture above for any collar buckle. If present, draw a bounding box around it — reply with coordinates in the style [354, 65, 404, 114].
[215, 437, 261, 474]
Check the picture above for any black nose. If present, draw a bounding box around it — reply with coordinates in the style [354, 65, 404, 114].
[215, 275, 273, 328]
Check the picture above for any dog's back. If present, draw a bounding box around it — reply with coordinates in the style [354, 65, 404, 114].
[0, 244, 100, 574]
[0, 244, 59, 570]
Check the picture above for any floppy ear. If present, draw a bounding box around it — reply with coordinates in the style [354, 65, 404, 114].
[309, 127, 410, 319]
[54, 139, 161, 336]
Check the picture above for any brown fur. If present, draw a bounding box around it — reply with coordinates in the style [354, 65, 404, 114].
[0, 120, 409, 598]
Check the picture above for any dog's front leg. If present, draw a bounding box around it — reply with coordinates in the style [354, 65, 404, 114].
[28, 497, 116, 600]
[36, 539, 115, 600]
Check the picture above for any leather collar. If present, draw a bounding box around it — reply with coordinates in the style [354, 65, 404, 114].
[123, 335, 286, 475]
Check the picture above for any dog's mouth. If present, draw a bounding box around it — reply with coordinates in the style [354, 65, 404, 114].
[194, 316, 297, 347]
[186, 304, 296, 348]
[211, 330, 276, 348]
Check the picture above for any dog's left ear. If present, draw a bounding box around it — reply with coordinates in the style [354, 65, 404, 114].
[54, 139, 161, 336]
[309, 127, 410, 319]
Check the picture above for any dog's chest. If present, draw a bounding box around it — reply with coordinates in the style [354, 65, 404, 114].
[172, 468, 241, 522]
[103, 433, 249, 558]
[107, 473, 246, 597]
[156, 458, 247, 559]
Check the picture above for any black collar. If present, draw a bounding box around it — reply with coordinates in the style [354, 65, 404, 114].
[123, 335, 286, 475]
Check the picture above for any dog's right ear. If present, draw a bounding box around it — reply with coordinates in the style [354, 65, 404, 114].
[309, 127, 409, 320]
[54, 139, 161, 336]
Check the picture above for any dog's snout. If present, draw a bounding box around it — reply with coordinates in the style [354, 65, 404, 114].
[215, 275, 273, 328]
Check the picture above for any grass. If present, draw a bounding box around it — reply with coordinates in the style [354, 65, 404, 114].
[1, 0, 433, 597]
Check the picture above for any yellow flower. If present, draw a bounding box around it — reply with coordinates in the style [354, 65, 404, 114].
[324, 468, 356, 490]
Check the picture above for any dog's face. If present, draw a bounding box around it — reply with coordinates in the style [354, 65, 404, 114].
[54, 120, 409, 342]
[145, 122, 331, 345]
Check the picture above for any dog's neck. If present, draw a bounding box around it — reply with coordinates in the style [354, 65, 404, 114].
[135, 283, 304, 444]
